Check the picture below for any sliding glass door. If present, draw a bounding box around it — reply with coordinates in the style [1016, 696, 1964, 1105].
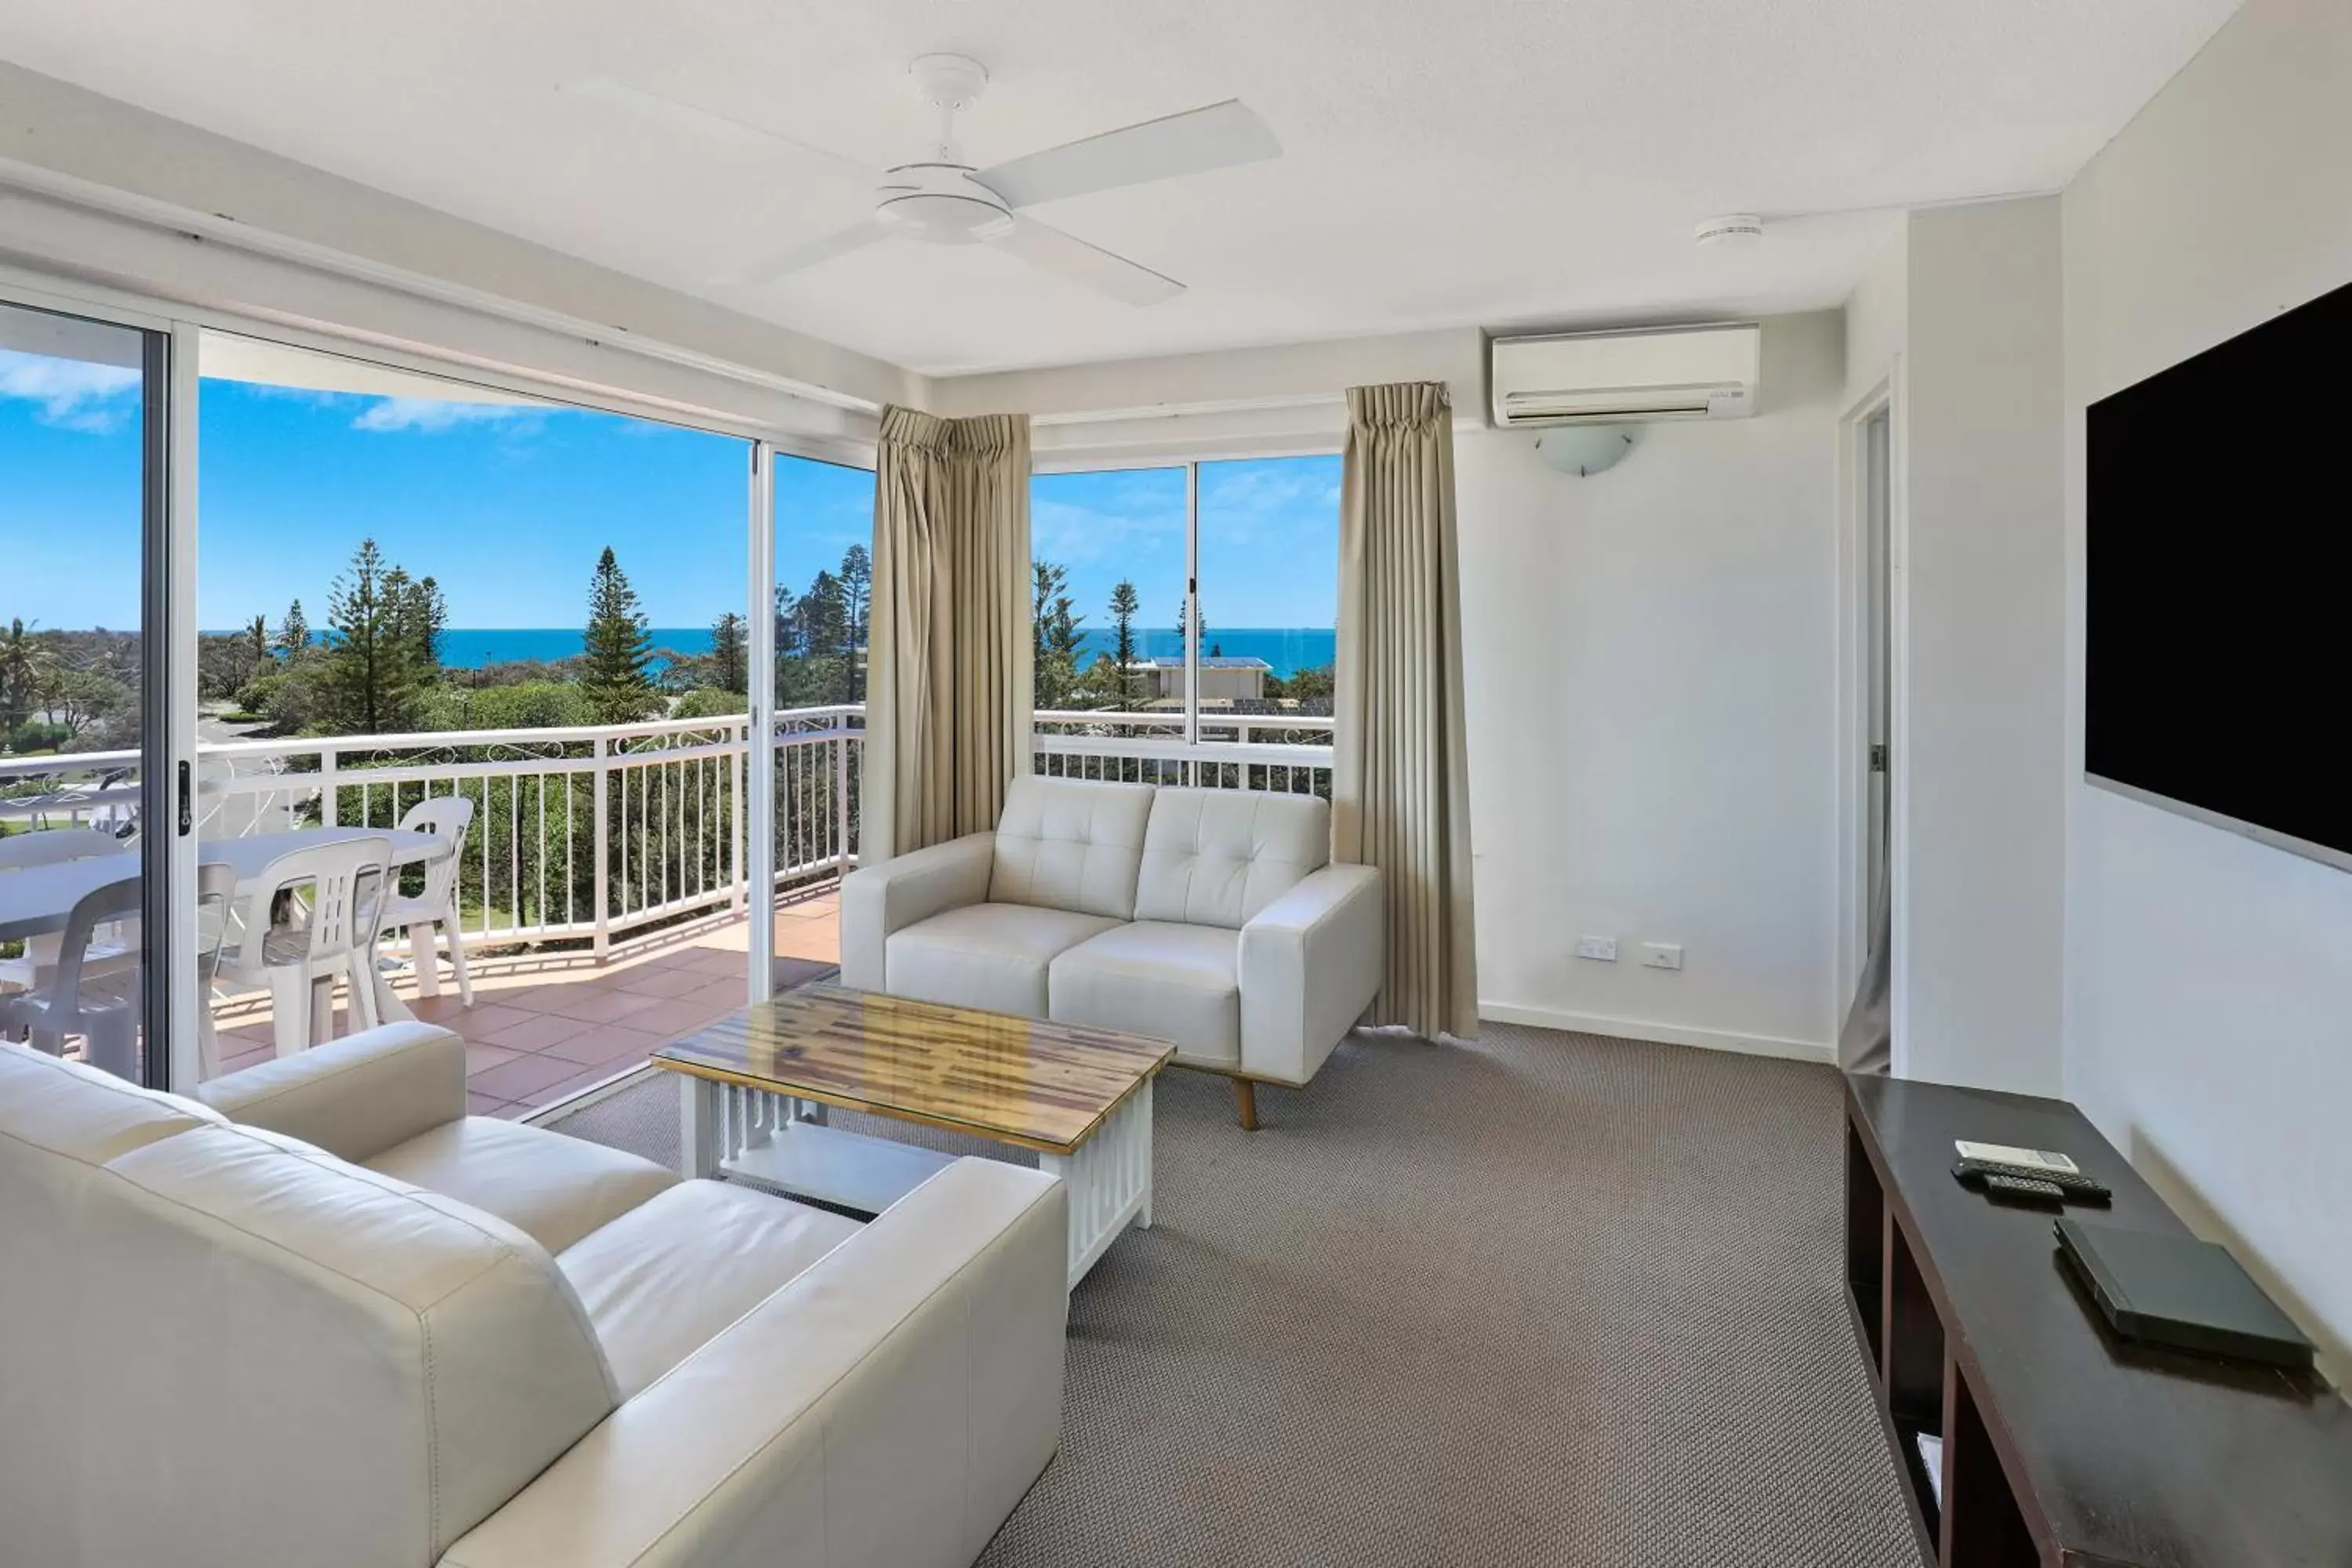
[191, 329, 755, 1110]
[0, 297, 172, 1084]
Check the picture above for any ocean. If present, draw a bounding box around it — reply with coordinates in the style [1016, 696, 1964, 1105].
[424, 626, 1338, 680]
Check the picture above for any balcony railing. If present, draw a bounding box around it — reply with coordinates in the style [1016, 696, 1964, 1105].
[1, 701, 1335, 960]
[1032, 708, 1335, 797]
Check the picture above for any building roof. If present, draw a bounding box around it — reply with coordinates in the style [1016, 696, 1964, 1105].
[1145, 656, 1272, 670]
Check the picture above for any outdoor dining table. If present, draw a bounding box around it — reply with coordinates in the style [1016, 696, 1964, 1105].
[0, 826, 456, 1048]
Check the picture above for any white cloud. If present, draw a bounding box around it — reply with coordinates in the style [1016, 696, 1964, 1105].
[351, 397, 537, 434]
[1198, 461, 1342, 534]
[0, 350, 141, 432]
[1032, 496, 1187, 566]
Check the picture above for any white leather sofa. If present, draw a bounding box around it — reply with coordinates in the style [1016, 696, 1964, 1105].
[0, 1025, 1066, 1568]
[842, 776, 1381, 1127]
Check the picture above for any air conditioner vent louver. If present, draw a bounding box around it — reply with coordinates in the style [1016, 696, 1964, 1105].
[1490, 323, 1761, 427]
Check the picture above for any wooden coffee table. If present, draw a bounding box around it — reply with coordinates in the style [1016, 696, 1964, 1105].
[652, 983, 1174, 1289]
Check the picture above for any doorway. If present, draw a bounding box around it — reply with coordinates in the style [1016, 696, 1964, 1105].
[0, 296, 176, 1085]
[1861, 405, 1893, 952]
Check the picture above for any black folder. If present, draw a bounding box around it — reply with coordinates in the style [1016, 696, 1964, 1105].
[2056, 1218, 2315, 1372]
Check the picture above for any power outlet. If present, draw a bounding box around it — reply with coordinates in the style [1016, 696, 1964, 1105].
[1575, 936, 1618, 962]
[1641, 943, 1684, 971]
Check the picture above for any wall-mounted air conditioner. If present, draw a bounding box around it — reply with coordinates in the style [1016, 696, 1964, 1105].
[1489, 322, 1761, 426]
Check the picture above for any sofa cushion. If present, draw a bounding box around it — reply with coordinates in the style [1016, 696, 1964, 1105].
[889, 902, 1121, 1019]
[989, 774, 1155, 920]
[559, 1179, 863, 1398]
[67, 1121, 616, 1568]
[1134, 787, 1331, 929]
[1050, 920, 1241, 1065]
[365, 1115, 677, 1255]
[0, 1036, 224, 1166]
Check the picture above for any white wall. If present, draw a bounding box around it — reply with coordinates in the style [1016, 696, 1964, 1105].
[2061, 0, 2352, 1371]
[1900, 199, 2069, 1094]
[1839, 199, 2068, 1094]
[1460, 312, 1844, 1059]
[1842, 226, 1908, 411]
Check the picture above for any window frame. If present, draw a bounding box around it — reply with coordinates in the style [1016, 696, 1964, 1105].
[1030, 450, 1339, 737]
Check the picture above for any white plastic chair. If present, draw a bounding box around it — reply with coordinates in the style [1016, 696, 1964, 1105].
[0, 827, 136, 998]
[192, 860, 241, 1080]
[381, 796, 474, 1006]
[218, 835, 393, 1056]
[0, 869, 142, 1079]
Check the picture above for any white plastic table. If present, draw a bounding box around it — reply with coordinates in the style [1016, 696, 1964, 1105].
[0, 827, 456, 1043]
[0, 857, 139, 945]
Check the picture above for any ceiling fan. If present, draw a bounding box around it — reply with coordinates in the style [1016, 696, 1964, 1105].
[568, 55, 1281, 306]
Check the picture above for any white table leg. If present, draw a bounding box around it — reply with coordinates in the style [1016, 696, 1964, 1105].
[679, 1075, 720, 1178]
[1138, 1076, 1154, 1229]
[267, 967, 307, 1056]
[408, 923, 441, 999]
[1040, 1077, 1155, 1289]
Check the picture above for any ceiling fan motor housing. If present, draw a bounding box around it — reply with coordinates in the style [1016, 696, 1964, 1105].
[873, 163, 1015, 244]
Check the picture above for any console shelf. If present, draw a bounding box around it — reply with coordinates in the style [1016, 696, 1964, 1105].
[1842, 1074, 2352, 1567]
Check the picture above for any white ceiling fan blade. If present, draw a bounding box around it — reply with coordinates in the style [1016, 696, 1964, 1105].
[978, 100, 1279, 209]
[564, 77, 878, 184]
[729, 223, 888, 287]
[993, 215, 1183, 307]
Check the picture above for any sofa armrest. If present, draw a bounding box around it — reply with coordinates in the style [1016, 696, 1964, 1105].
[1238, 863, 1384, 1085]
[439, 1157, 1067, 1568]
[839, 829, 996, 990]
[192, 1021, 466, 1163]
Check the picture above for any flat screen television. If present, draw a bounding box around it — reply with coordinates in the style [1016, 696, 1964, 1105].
[2085, 278, 2352, 872]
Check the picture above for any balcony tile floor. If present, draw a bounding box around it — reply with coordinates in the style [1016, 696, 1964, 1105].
[208, 887, 840, 1119]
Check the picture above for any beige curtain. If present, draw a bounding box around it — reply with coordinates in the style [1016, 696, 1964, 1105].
[1333, 382, 1479, 1040]
[863, 405, 1033, 860]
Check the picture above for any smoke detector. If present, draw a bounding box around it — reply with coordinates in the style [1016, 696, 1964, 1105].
[1694, 214, 1766, 249]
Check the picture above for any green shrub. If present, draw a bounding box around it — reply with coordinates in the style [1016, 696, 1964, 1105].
[417, 681, 595, 734]
[234, 671, 285, 717]
[672, 687, 748, 720]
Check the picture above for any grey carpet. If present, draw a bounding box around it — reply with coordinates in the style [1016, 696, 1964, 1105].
[551, 1022, 1923, 1568]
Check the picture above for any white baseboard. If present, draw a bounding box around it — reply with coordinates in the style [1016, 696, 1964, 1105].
[1477, 1000, 1836, 1066]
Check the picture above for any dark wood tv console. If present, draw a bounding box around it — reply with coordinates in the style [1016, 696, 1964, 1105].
[1842, 1073, 2352, 1567]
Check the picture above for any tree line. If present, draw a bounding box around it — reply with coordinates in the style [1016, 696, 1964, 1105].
[212, 539, 877, 738]
[1031, 561, 1332, 713]
[0, 619, 141, 755]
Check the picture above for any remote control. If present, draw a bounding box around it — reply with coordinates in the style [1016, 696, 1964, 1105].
[1981, 1172, 2066, 1207]
[1953, 1156, 2113, 1205]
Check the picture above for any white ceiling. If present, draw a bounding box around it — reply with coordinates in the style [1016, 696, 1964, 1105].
[0, 0, 2238, 378]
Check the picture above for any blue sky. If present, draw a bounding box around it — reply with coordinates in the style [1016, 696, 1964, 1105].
[1033, 456, 1339, 633]
[1, 346, 1338, 636]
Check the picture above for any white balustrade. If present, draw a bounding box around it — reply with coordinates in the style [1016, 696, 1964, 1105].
[0, 698, 1334, 959]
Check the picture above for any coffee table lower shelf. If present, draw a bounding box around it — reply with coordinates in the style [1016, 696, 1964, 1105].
[677, 1076, 1154, 1290]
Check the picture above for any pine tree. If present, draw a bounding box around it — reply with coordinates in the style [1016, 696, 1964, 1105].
[582, 546, 655, 722]
[324, 538, 422, 734]
[709, 610, 748, 694]
[276, 599, 309, 659]
[1109, 579, 1141, 712]
[773, 583, 803, 704]
[1033, 561, 1087, 710]
[798, 571, 853, 704]
[837, 544, 871, 703]
[838, 545, 871, 652]
[402, 575, 448, 679]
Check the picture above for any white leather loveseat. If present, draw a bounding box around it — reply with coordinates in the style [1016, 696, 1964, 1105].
[842, 776, 1381, 1127]
[0, 1025, 1066, 1568]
